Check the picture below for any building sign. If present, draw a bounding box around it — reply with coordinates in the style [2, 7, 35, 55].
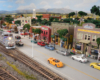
[78, 29, 100, 34]
[84, 25, 93, 29]
[42, 27, 48, 30]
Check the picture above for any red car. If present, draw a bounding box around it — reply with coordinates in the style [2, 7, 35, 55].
[37, 42, 45, 46]
[7, 31, 11, 33]
[20, 32, 29, 35]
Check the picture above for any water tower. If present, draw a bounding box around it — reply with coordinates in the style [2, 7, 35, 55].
[33, 9, 36, 18]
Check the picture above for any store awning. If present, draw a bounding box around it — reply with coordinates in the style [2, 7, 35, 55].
[79, 40, 90, 44]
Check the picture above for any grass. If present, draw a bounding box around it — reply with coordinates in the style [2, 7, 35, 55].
[6, 61, 37, 80]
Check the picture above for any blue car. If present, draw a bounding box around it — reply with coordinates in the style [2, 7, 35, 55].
[45, 45, 55, 50]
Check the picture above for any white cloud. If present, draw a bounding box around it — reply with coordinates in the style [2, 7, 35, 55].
[54, 0, 63, 5]
[16, 0, 24, 4]
[8, 5, 12, 8]
[17, 3, 36, 10]
[40, 1, 48, 5]
[75, 0, 98, 8]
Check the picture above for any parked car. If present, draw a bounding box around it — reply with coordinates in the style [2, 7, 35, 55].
[56, 50, 70, 56]
[20, 32, 29, 35]
[31, 40, 37, 43]
[15, 35, 21, 39]
[47, 57, 63, 68]
[45, 45, 55, 50]
[37, 41, 45, 46]
[15, 40, 24, 46]
[90, 62, 100, 70]
[71, 55, 88, 63]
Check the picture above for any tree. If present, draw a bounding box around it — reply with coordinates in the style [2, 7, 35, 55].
[41, 19, 48, 25]
[96, 38, 100, 48]
[49, 17, 54, 22]
[4, 15, 13, 24]
[68, 12, 75, 18]
[57, 29, 68, 38]
[63, 19, 71, 23]
[78, 11, 87, 18]
[53, 18, 59, 22]
[34, 28, 41, 34]
[15, 20, 21, 25]
[90, 5, 99, 19]
[23, 24, 31, 31]
[31, 18, 36, 24]
[0, 17, 2, 20]
[36, 15, 42, 24]
[2, 23, 6, 26]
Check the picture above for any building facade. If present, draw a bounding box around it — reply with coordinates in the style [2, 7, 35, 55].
[14, 17, 31, 26]
[73, 23, 100, 57]
[51, 22, 74, 49]
[41, 26, 51, 43]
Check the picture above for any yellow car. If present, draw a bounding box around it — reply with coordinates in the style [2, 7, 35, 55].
[90, 62, 100, 70]
[47, 57, 63, 68]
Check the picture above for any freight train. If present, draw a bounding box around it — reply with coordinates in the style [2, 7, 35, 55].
[0, 31, 15, 49]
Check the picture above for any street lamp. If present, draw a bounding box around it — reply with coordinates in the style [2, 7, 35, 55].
[53, 38, 55, 49]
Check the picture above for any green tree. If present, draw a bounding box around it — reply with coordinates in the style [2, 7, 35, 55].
[57, 29, 68, 38]
[2, 23, 6, 26]
[0, 17, 2, 20]
[36, 15, 42, 23]
[96, 38, 100, 48]
[90, 5, 99, 19]
[49, 17, 54, 22]
[23, 24, 31, 31]
[68, 12, 75, 18]
[5, 15, 13, 24]
[41, 19, 48, 25]
[15, 20, 21, 25]
[34, 28, 41, 34]
[78, 11, 87, 18]
[53, 18, 59, 22]
[31, 18, 36, 24]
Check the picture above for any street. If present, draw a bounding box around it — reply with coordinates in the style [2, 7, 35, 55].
[12, 33, 100, 80]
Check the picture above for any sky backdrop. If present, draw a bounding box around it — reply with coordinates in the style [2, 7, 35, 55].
[0, 0, 100, 12]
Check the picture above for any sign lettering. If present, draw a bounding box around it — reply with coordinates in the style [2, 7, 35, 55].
[84, 25, 93, 29]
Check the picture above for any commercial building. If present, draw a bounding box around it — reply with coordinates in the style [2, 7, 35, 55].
[14, 17, 31, 26]
[40, 26, 51, 43]
[73, 23, 100, 58]
[51, 22, 74, 49]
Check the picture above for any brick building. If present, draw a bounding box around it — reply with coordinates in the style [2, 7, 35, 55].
[73, 23, 100, 58]
[51, 22, 74, 49]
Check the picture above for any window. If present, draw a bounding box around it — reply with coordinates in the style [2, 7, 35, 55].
[92, 35, 96, 41]
[28, 20, 30, 22]
[77, 33, 83, 39]
[75, 44, 81, 50]
[85, 35, 87, 40]
[22, 20, 24, 22]
[88, 34, 91, 40]
[44, 31, 45, 34]
[46, 32, 48, 35]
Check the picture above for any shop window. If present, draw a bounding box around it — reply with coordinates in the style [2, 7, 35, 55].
[92, 35, 96, 41]
[75, 44, 81, 50]
[85, 35, 87, 40]
[91, 49, 98, 55]
[56, 39, 58, 42]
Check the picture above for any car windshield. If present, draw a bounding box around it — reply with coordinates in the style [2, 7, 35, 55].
[55, 59, 60, 63]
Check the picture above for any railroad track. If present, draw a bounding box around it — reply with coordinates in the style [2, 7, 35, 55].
[0, 44, 66, 80]
[0, 68, 18, 80]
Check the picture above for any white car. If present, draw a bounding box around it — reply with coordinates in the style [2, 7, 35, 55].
[71, 55, 88, 63]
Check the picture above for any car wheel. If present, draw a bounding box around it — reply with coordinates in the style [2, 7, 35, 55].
[79, 60, 82, 63]
[91, 65, 94, 68]
[48, 60, 50, 64]
[55, 64, 58, 67]
[72, 57, 74, 60]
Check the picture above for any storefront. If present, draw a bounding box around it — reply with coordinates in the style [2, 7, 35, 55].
[41, 26, 51, 43]
[73, 23, 100, 58]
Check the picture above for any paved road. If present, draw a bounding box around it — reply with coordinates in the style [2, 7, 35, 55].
[12, 33, 100, 80]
